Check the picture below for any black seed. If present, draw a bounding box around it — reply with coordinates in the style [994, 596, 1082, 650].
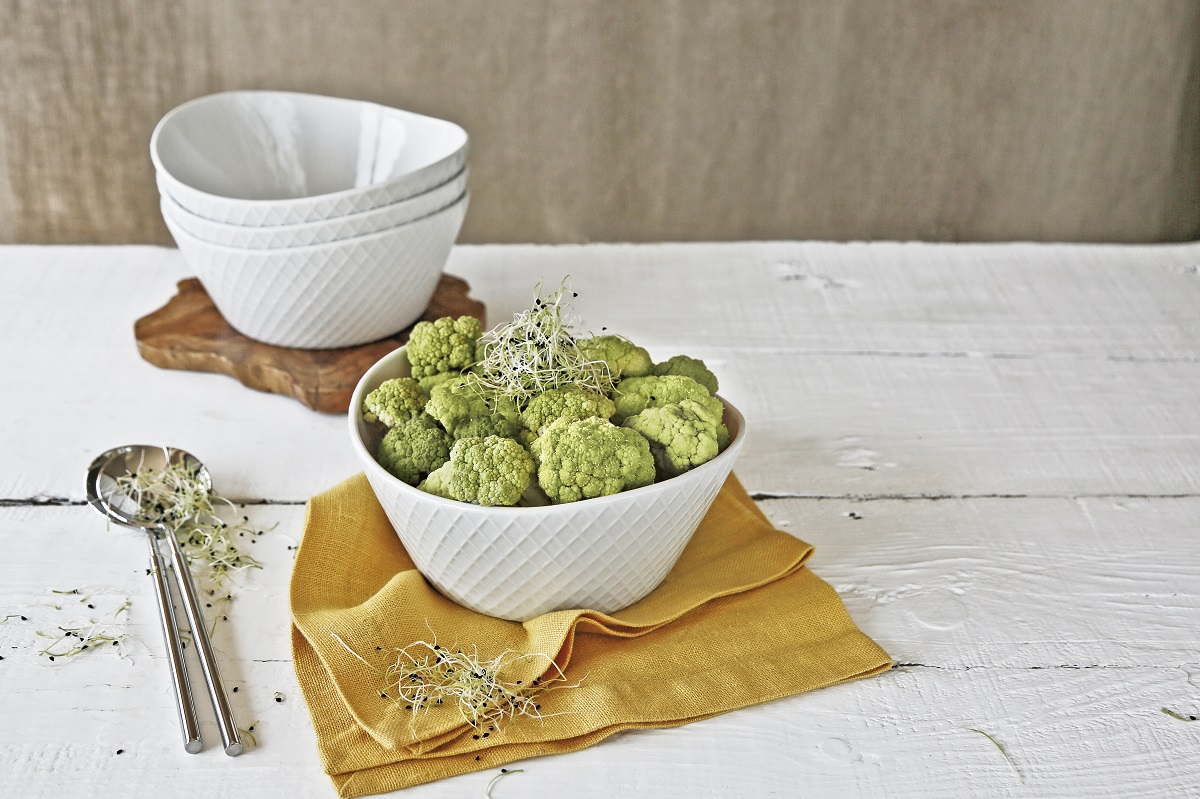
[473, 734, 479, 740]
[232, 687, 238, 693]
[275, 696, 282, 703]
[206, 603, 211, 608]
[20, 616, 27, 621]
[501, 767, 508, 772]
[87, 604, 95, 609]
[475, 756, 480, 761]
[48, 656, 54, 661]
[116, 749, 124, 755]
[248, 725, 254, 731]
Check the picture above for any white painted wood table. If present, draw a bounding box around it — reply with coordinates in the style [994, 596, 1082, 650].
[3, 242, 1199, 797]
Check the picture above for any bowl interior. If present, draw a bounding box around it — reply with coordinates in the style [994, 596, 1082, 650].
[349, 347, 745, 510]
[153, 91, 467, 201]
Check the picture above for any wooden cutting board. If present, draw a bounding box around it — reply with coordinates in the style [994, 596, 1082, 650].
[134, 275, 485, 414]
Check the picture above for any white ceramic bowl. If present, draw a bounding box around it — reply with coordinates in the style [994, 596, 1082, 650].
[164, 193, 468, 349]
[158, 166, 468, 249]
[348, 347, 747, 622]
[151, 91, 468, 226]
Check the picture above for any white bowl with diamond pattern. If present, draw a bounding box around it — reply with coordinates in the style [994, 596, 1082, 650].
[164, 193, 468, 349]
[152, 91, 468, 226]
[348, 346, 747, 621]
[158, 166, 468, 250]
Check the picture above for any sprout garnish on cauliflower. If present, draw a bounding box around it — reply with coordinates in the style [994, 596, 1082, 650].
[364, 280, 733, 506]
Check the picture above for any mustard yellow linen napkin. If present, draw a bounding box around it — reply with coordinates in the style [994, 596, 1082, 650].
[291, 473, 891, 797]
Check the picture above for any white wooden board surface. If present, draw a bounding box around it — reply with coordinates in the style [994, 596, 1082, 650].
[2, 242, 1199, 798]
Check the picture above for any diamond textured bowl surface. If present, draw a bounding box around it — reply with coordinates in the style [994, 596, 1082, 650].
[158, 166, 468, 250]
[348, 346, 747, 622]
[164, 193, 467, 349]
[152, 91, 468, 226]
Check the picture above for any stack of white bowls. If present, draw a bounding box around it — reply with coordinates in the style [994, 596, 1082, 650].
[152, 91, 469, 349]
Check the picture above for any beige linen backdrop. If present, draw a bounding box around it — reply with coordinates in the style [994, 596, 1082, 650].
[1, 0, 1197, 245]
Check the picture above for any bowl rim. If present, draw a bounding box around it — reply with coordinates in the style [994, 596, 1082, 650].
[347, 345, 747, 515]
[163, 190, 469, 255]
[150, 90, 469, 209]
[157, 164, 469, 234]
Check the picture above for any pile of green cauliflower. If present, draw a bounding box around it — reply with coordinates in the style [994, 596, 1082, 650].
[363, 315, 729, 507]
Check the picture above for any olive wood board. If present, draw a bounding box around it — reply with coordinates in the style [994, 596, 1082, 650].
[134, 275, 485, 414]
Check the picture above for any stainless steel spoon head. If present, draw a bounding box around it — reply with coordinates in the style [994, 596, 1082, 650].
[85, 444, 212, 530]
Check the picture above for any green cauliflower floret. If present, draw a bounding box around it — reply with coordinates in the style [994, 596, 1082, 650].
[417, 435, 534, 507]
[416, 459, 454, 500]
[363, 377, 427, 427]
[468, 339, 488, 375]
[425, 376, 519, 435]
[612, 375, 720, 423]
[417, 371, 459, 395]
[623, 399, 721, 478]
[377, 414, 453, 485]
[519, 386, 617, 435]
[577, 335, 653, 380]
[652, 355, 719, 395]
[612, 375, 730, 448]
[453, 413, 521, 441]
[406, 315, 484, 379]
[530, 417, 655, 503]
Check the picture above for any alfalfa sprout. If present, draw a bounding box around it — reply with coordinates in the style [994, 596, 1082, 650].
[333, 632, 579, 736]
[472, 278, 613, 406]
